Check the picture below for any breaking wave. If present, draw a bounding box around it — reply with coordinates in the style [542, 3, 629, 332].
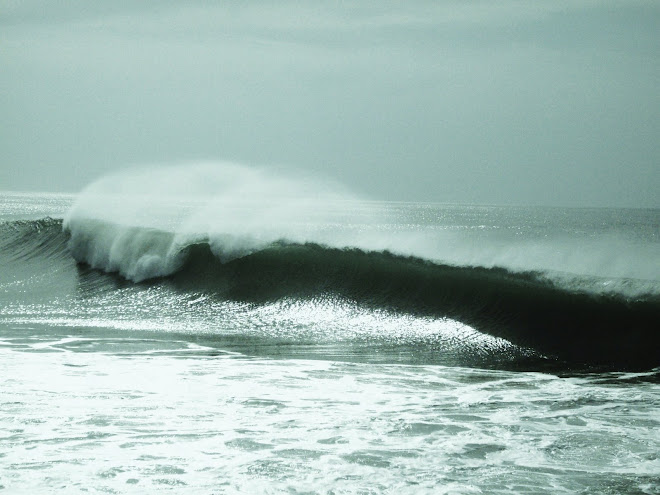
[1, 216, 658, 369]
[2, 163, 658, 369]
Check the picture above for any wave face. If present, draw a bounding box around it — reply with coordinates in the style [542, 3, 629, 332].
[159, 240, 660, 369]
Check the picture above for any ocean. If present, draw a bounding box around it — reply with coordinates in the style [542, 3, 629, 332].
[1, 171, 659, 494]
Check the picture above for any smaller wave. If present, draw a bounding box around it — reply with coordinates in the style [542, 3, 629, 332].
[0, 217, 70, 265]
[0, 218, 80, 297]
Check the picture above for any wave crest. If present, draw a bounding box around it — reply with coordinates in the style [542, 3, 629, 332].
[62, 162, 373, 281]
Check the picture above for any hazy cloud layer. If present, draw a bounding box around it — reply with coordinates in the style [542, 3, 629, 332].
[2, 0, 658, 206]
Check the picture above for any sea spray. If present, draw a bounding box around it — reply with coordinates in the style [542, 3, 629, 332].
[63, 162, 378, 281]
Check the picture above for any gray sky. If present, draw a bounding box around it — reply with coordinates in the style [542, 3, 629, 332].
[2, 0, 659, 207]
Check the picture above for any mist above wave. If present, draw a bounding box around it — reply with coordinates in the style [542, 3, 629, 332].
[63, 162, 383, 281]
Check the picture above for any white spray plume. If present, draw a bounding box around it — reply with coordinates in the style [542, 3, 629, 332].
[63, 162, 378, 281]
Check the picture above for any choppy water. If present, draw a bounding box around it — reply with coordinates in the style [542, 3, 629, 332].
[1, 189, 659, 494]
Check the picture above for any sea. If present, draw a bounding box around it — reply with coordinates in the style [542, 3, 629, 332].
[1, 166, 659, 494]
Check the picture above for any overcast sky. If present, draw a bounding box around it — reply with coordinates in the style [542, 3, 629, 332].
[1, 0, 659, 206]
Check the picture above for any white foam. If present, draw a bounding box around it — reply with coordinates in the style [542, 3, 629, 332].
[63, 162, 376, 281]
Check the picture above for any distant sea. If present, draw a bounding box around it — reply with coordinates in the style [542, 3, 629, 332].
[1, 187, 658, 494]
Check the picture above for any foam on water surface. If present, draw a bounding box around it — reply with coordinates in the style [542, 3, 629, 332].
[1, 332, 658, 494]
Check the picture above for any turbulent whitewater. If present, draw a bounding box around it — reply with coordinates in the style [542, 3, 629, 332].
[1, 165, 659, 494]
